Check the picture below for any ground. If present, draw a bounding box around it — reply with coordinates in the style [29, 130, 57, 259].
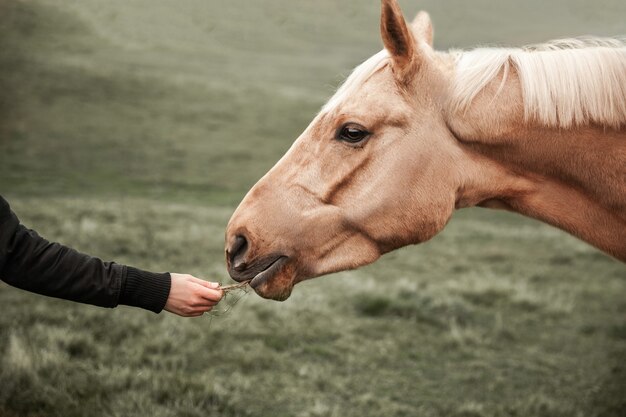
[0, 1, 624, 416]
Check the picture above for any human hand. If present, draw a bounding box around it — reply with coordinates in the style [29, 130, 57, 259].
[164, 273, 223, 317]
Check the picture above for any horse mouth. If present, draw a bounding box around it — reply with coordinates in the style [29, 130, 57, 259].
[226, 253, 293, 301]
[249, 256, 288, 290]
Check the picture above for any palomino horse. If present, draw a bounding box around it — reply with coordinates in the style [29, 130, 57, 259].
[226, 0, 626, 301]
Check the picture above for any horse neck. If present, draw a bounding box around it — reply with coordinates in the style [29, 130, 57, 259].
[444, 64, 626, 261]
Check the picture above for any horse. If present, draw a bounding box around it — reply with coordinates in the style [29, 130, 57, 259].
[225, 0, 626, 301]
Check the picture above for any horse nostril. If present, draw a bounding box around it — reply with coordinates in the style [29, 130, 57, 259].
[228, 235, 249, 270]
[234, 260, 247, 272]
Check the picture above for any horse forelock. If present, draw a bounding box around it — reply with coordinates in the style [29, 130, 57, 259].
[321, 49, 390, 113]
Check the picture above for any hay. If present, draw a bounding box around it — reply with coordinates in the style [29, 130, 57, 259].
[207, 280, 252, 317]
[218, 280, 251, 292]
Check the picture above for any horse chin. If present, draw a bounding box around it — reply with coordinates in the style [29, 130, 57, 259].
[251, 276, 294, 301]
[249, 260, 295, 301]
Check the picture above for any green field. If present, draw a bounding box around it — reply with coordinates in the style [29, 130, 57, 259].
[0, 1, 625, 416]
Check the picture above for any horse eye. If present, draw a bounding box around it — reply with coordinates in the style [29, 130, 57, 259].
[337, 124, 370, 144]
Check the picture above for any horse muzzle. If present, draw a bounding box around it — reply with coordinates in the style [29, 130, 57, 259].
[225, 234, 294, 300]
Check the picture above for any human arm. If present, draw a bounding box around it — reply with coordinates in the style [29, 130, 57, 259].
[0, 196, 167, 312]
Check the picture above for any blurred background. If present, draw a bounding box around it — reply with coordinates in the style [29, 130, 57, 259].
[0, 0, 624, 416]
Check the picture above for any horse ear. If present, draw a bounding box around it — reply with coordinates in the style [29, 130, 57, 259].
[380, 0, 419, 83]
[411, 11, 433, 48]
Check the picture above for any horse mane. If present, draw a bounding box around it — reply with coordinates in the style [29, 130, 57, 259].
[450, 37, 626, 129]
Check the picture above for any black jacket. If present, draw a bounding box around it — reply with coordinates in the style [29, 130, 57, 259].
[0, 196, 171, 313]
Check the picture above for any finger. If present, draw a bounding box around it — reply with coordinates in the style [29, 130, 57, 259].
[191, 300, 218, 308]
[175, 306, 208, 317]
[194, 305, 215, 313]
[190, 277, 220, 289]
[195, 284, 224, 302]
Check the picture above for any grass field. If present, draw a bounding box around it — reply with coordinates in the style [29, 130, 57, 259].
[0, 1, 625, 416]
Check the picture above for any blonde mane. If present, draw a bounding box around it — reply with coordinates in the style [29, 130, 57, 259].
[451, 37, 626, 128]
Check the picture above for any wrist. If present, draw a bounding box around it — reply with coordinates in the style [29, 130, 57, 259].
[119, 267, 172, 313]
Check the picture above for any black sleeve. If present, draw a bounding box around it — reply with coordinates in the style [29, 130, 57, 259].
[0, 196, 171, 313]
